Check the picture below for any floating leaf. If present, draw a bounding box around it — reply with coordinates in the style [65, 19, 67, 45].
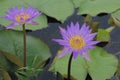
[72, 0, 84, 8]
[25, 0, 74, 21]
[0, 30, 50, 66]
[51, 52, 88, 80]
[105, 26, 115, 33]
[0, 0, 47, 30]
[112, 9, 120, 20]
[96, 29, 110, 42]
[21, 0, 74, 22]
[87, 47, 118, 80]
[78, 0, 120, 16]
[51, 47, 118, 80]
[0, 0, 74, 23]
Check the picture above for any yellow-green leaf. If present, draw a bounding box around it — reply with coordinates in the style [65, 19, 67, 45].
[2, 71, 12, 80]
[96, 29, 110, 42]
[2, 51, 23, 67]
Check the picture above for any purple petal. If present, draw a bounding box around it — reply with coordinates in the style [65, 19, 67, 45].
[6, 23, 19, 29]
[79, 23, 87, 35]
[59, 27, 66, 33]
[75, 22, 79, 30]
[84, 46, 95, 50]
[59, 27, 68, 40]
[58, 48, 72, 58]
[74, 22, 80, 34]
[73, 51, 78, 59]
[26, 6, 33, 14]
[67, 25, 73, 37]
[87, 41, 100, 46]
[20, 6, 24, 12]
[89, 33, 97, 38]
[82, 52, 91, 61]
[85, 33, 97, 41]
[53, 39, 69, 46]
[70, 22, 75, 34]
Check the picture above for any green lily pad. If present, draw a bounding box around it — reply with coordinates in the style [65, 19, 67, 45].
[51, 54, 87, 80]
[112, 9, 120, 20]
[0, 30, 50, 66]
[87, 47, 118, 80]
[0, 0, 47, 30]
[96, 29, 110, 42]
[71, 0, 85, 8]
[77, 0, 120, 16]
[51, 47, 118, 80]
[22, 0, 74, 22]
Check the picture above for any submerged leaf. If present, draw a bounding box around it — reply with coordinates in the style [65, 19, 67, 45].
[2, 51, 23, 67]
[2, 71, 12, 80]
[90, 22, 99, 33]
[0, 53, 10, 70]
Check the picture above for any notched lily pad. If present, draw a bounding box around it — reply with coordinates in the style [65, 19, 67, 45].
[50, 47, 118, 80]
[18, 0, 74, 22]
[78, 0, 120, 16]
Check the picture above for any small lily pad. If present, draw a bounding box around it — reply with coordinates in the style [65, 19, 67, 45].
[96, 29, 110, 42]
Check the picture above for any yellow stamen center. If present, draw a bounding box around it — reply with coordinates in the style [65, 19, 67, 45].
[69, 35, 85, 50]
[15, 13, 30, 24]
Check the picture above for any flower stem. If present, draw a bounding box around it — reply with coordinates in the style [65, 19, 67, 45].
[67, 53, 73, 80]
[23, 24, 26, 67]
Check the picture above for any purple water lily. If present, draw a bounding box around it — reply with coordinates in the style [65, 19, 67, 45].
[53, 22, 99, 61]
[3, 6, 41, 29]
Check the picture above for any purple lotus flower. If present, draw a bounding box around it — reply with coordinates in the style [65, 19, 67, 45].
[3, 6, 41, 29]
[53, 22, 99, 61]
